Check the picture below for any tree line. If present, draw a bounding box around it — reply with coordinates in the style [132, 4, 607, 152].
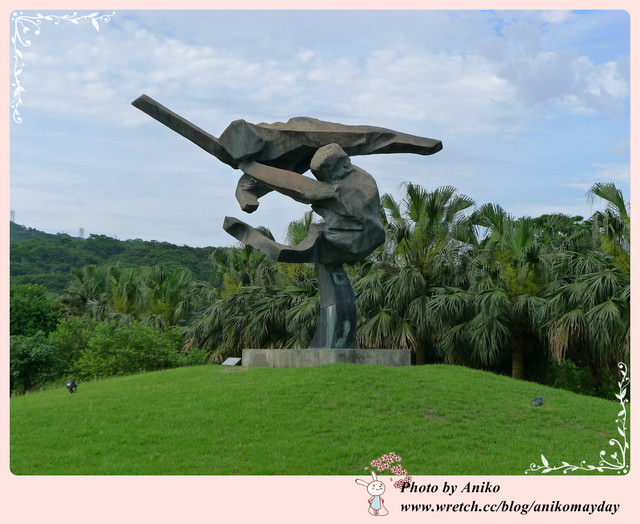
[10, 182, 629, 399]
[10, 223, 222, 293]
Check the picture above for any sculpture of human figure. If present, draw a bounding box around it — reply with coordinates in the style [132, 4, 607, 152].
[223, 143, 385, 267]
[131, 94, 442, 348]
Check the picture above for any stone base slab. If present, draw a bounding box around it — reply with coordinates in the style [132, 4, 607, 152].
[242, 348, 411, 368]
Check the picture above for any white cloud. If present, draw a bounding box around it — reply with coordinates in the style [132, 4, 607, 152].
[591, 163, 631, 184]
[297, 49, 315, 62]
[540, 10, 574, 24]
[557, 164, 629, 203]
[498, 49, 629, 116]
[509, 201, 595, 220]
[582, 59, 628, 98]
[14, 12, 628, 136]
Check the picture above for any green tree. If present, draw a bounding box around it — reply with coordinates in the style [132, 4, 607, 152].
[530, 183, 630, 392]
[47, 316, 99, 375]
[10, 284, 61, 336]
[543, 260, 629, 365]
[588, 182, 630, 273]
[140, 265, 206, 328]
[61, 263, 211, 330]
[211, 235, 273, 298]
[10, 333, 60, 393]
[285, 210, 315, 246]
[356, 184, 475, 363]
[10, 222, 219, 293]
[60, 264, 111, 316]
[380, 183, 475, 278]
[413, 207, 551, 379]
[186, 255, 316, 360]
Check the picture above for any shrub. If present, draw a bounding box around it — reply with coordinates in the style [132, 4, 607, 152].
[552, 360, 596, 396]
[74, 320, 184, 379]
[175, 346, 209, 367]
[47, 316, 99, 375]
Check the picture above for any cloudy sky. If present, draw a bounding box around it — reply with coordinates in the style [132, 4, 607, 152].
[9, 9, 630, 247]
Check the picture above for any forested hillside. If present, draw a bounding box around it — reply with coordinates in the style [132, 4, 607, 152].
[10, 222, 223, 292]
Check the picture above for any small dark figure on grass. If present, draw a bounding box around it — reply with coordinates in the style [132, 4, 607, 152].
[66, 380, 78, 394]
[531, 396, 543, 406]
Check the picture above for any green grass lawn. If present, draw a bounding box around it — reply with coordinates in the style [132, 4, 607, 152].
[9, 363, 627, 475]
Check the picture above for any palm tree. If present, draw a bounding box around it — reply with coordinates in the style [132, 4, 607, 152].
[137, 265, 207, 329]
[356, 265, 425, 352]
[186, 226, 317, 360]
[355, 184, 476, 363]
[61, 263, 210, 331]
[282, 268, 319, 347]
[534, 185, 630, 385]
[588, 182, 630, 273]
[285, 210, 315, 246]
[211, 232, 273, 297]
[60, 264, 110, 316]
[380, 183, 475, 279]
[107, 264, 142, 317]
[185, 264, 318, 360]
[423, 208, 550, 379]
[541, 261, 629, 365]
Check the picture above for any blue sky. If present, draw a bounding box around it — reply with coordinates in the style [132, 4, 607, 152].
[9, 10, 630, 247]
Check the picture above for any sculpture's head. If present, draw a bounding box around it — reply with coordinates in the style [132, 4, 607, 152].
[310, 143, 352, 182]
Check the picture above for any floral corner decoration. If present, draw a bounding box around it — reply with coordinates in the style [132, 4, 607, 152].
[525, 362, 629, 475]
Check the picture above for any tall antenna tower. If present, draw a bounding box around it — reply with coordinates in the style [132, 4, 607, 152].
[10, 210, 15, 222]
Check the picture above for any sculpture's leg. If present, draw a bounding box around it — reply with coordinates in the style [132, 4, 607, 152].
[223, 216, 357, 348]
[223, 216, 324, 263]
[309, 264, 357, 349]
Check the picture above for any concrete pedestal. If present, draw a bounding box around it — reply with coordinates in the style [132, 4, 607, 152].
[242, 348, 411, 368]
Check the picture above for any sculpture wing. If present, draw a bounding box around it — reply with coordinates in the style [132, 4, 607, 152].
[132, 95, 443, 174]
[219, 116, 443, 173]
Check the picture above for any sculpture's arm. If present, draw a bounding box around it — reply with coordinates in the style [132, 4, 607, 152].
[131, 95, 237, 167]
[238, 160, 336, 204]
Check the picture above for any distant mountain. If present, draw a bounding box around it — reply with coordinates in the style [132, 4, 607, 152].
[10, 222, 224, 293]
[10, 222, 62, 243]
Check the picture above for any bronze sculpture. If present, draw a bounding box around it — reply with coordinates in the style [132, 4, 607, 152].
[132, 95, 442, 348]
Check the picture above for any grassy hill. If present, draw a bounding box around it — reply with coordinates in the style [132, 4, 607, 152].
[9, 363, 627, 475]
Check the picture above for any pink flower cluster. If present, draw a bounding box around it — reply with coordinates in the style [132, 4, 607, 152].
[370, 452, 402, 472]
[394, 476, 412, 489]
[368, 452, 410, 490]
[391, 464, 407, 476]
